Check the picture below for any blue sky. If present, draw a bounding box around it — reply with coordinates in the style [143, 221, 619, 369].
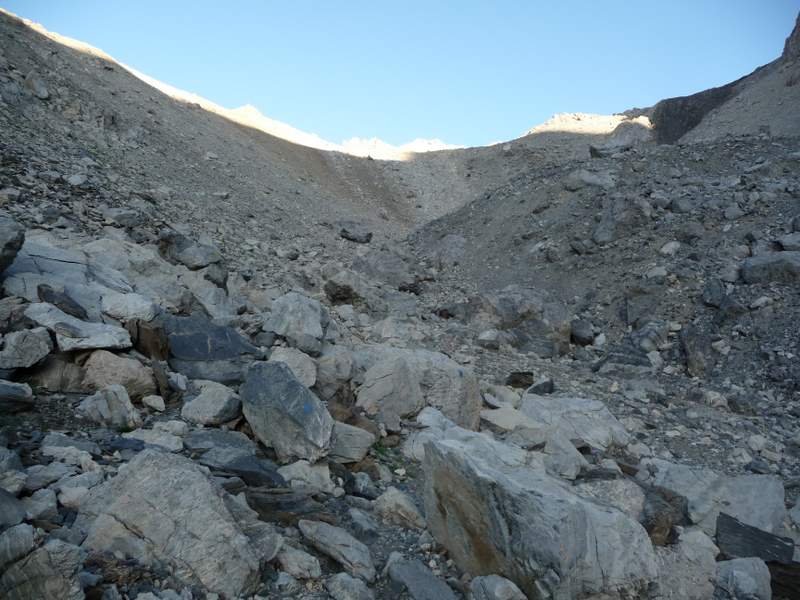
[3, 1, 799, 146]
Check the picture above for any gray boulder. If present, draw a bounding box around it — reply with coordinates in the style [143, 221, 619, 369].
[240, 362, 333, 462]
[374, 487, 426, 529]
[0, 539, 84, 600]
[326, 572, 375, 600]
[519, 394, 630, 450]
[265, 292, 330, 355]
[0, 488, 25, 527]
[715, 558, 772, 600]
[0, 524, 35, 571]
[469, 575, 527, 600]
[353, 345, 481, 430]
[654, 528, 719, 599]
[0, 327, 52, 370]
[339, 221, 373, 244]
[740, 252, 800, 283]
[638, 458, 786, 536]
[387, 556, 457, 600]
[24, 302, 131, 351]
[181, 379, 241, 425]
[423, 426, 657, 599]
[298, 520, 376, 582]
[165, 315, 257, 383]
[330, 421, 376, 463]
[356, 356, 425, 431]
[77, 449, 276, 597]
[0, 380, 34, 413]
[0, 217, 24, 273]
[77, 384, 142, 430]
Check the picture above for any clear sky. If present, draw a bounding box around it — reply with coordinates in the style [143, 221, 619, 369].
[3, 1, 799, 147]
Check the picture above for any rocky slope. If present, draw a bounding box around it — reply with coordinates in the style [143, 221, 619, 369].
[1, 7, 799, 600]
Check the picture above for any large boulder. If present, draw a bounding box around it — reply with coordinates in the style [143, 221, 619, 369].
[81, 349, 156, 399]
[638, 458, 786, 536]
[519, 394, 630, 450]
[422, 425, 658, 599]
[0, 216, 24, 273]
[356, 355, 425, 431]
[0, 539, 84, 600]
[264, 292, 332, 355]
[240, 362, 333, 462]
[353, 345, 481, 430]
[0, 327, 52, 370]
[24, 303, 131, 351]
[181, 379, 241, 425]
[76, 384, 142, 430]
[164, 315, 257, 383]
[5, 237, 133, 321]
[76, 449, 279, 597]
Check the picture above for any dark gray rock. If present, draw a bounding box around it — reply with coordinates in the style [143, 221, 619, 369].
[740, 252, 800, 283]
[326, 572, 375, 600]
[570, 319, 594, 346]
[240, 362, 333, 462]
[387, 557, 457, 600]
[165, 315, 257, 383]
[339, 222, 373, 244]
[716, 512, 794, 563]
[0, 380, 34, 414]
[0, 217, 24, 274]
[0, 488, 25, 528]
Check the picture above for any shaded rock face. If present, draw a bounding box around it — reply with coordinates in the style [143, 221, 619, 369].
[240, 361, 334, 462]
[649, 82, 738, 144]
[422, 429, 657, 599]
[0, 216, 24, 273]
[164, 315, 257, 383]
[783, 13, 800, 62]
[0, 539, 85, 600]
[76, 449, 269, 597]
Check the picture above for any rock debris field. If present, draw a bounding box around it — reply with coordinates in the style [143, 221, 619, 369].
[1, 8, 800, 600]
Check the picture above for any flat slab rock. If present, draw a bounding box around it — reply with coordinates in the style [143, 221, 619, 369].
[298, 519, 376, 582]
[24, 302, 131, 351]
[388, 556, 457, 600]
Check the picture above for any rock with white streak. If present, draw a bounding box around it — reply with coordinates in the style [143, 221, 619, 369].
[76, 449, 273, 597]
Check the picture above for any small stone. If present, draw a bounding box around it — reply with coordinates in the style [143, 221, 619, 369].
[374, 487, 426, 529]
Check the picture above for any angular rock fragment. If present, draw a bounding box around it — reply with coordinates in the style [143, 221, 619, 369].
[0, 539, 84, 600]
[25, 302, 131, 351]
[181, 379, 241, 425]
[299, 520, 376, 582]
[82, 349, 156, 399]
[0, 327, 52, 370]
[241, 361, 333, 462]
[77, 384, 142, 430]
[77, 449, 267, 597]
[330, 421, 376, 463]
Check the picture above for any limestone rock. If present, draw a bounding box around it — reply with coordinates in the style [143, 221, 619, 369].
[0, 380, 34, 414]
[277, 545, 322, 579]
[0, 327, 52, 370]
[519, 394, 630, 450]
[715, 558, 772, 600]
[330, 421, 376, 463]
[423, 426, 657, 599]
[265, 292, 330, 355]
[469, 574, 527, 600]
[374, 487, 426, 529]
[0, 539, 84, 600]
[269, 346, 317, 387]
[326, 572, 375, 600]
[181, 379, 241, 425]
[77, 449, 267, 597]
[357, 356, 425, 431]
[299, 520, 376, 582]
[77, 384, 142, 429]
[82, 349, 156, 399]
[25, 302, 131, 351]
